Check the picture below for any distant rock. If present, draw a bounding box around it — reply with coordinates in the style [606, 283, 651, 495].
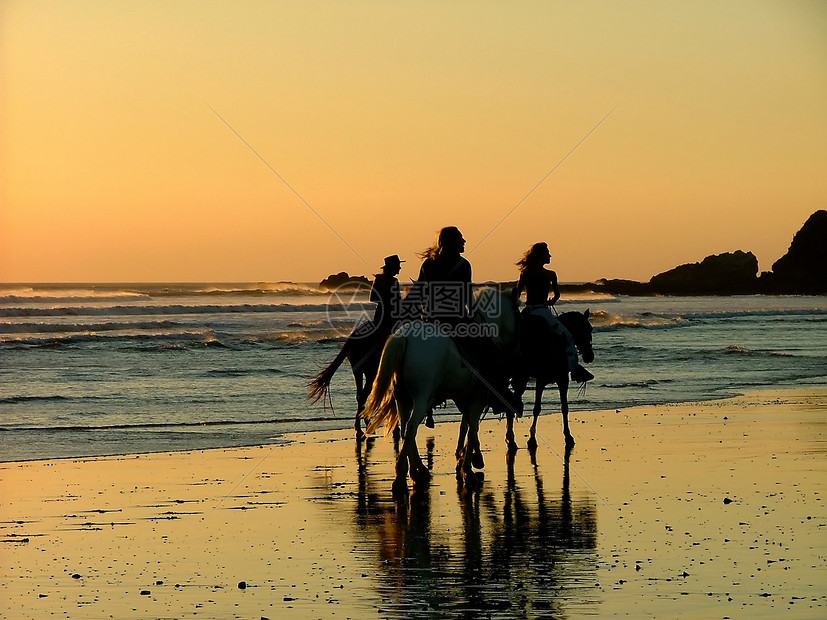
[319, 272, 371, 290]
[649, 251, 759, 295]
[576, 210, 824, 296]
[592, 278, 652, 296]
[762, 210, 827, 294]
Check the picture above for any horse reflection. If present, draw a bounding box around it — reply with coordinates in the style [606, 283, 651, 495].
[331, 441, 598, 617]
[352, 438, 450, 612]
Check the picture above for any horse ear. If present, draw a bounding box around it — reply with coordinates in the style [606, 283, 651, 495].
[584, 308, 590, 319]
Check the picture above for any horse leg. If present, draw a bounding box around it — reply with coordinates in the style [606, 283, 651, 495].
[505, 412, 517, 453]
[471, 439, 485, 470]
[453, 409, 484, 474]
[397, 397, 430, 490]
[409, 398, 432, 486]
[354, 373, 366, 442]
[559, 377, 575, 447]
[456, 413, 468, 463]
[391, 394, 414, 493]
[460, 404, 484, 490]
[409, 443, 430, 486]
[506, 375, 528, 452]
[527, 381, 543, 451]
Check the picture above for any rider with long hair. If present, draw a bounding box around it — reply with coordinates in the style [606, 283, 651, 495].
[517, 242, 594, 383]
[416, 226, 472, 322]
[414, 226, 521, 417]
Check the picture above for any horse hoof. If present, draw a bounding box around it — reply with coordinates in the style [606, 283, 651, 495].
[412, 466, 431, 486]
[391, 477, 408, 495]
[471, 449, 485, 470]
[527, 437, 538, 451]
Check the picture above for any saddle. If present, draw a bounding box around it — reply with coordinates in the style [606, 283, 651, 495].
[519, 309, 567, 368]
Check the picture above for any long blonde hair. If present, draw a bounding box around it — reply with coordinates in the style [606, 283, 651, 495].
[418, 226, 462, 260]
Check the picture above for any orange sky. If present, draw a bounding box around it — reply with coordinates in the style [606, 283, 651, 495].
[2, 1, 825, 283]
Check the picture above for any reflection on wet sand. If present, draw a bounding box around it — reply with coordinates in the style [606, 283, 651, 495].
[326, 439, 599, 617]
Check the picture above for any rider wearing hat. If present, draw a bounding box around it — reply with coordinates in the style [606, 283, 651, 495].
[370, 254, 404, 339]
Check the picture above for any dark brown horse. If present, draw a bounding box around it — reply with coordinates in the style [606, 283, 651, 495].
[506, 309, 594, 451]
[308, 323, 388, 441]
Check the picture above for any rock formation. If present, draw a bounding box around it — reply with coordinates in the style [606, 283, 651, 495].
[319, 272, 371, 290]
[761, 210, 827, 293]
[591, 210, 824, 295]
[648, 251, 760, 295]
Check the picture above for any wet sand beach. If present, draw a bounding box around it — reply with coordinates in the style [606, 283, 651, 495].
[2, 387, 825, 618]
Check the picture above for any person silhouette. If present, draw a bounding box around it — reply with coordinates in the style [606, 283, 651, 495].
[417, 226, 472, 316]
[414, 226, 522, 421]
[370, 254, 404, 340]
[516, 242, 594, 383]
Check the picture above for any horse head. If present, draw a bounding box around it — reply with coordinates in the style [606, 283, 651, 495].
[560, 309, 594, 364]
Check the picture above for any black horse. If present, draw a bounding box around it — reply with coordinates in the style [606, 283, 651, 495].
[308, 324, 387, 441]
[506, 309, 594, 451]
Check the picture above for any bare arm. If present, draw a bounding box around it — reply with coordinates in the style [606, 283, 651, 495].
[548, 270, 560, 306]
[460, 259, 474, 315]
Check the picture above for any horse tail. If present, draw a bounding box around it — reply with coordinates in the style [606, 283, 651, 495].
[363, 333, 406, 436]
[307, 338, 352, 407]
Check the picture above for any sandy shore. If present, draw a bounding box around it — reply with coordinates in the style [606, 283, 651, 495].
[2, 387, 825, 619]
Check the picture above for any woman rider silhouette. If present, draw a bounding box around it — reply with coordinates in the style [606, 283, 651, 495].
[415, 226, 522, 418]
[516, 242, 594, 383]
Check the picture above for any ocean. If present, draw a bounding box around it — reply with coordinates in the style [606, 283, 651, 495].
[1, 283, 825, 462]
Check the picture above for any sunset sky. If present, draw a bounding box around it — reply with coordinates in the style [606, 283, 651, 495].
[2, 1, 825, 283]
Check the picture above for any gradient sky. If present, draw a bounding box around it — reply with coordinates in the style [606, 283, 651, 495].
[2, 1, 826, 283]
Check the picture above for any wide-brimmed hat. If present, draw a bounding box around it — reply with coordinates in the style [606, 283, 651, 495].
[383, 255, 404, 268]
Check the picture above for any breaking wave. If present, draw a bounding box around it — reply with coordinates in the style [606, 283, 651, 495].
[0, 303, 347, 318]
[0, 330, 225, 348]
[725, 344, 795, 358]
[0, 282, 326, 303]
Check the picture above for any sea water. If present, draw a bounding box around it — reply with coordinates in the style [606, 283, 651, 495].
[1, 283, 825, 461]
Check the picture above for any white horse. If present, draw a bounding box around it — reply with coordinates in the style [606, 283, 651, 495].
[362, 287, 520, 492]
